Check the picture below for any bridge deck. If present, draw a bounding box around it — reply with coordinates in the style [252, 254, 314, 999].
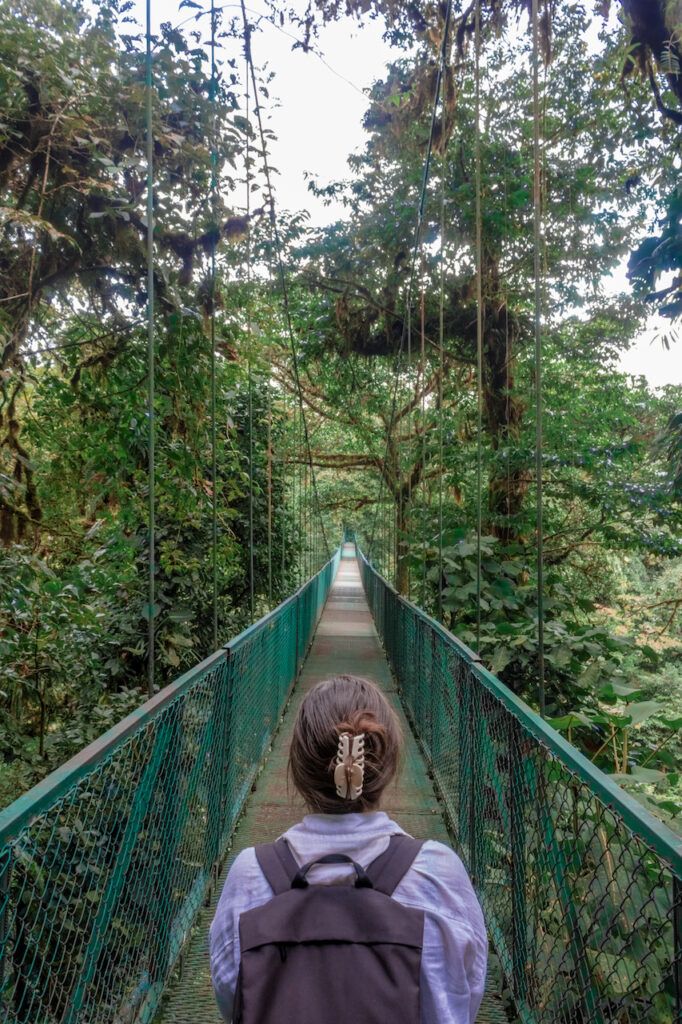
[155, 546, 507, 1023]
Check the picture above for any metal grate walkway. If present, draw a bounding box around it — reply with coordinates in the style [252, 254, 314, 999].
[155, 545, 508, 1023]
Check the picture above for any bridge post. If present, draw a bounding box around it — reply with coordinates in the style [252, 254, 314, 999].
[509, 716, 528, 1003]
[469, 683, 480, 885]
[458, 669, 472, 869]
[0, 849, 9, 1009]
[674, 877, 682, 1020]
[149, 711, 183, 989]
[215, 649, 235, 861]
[295, 589, 302, 673]
[63, 723, 172, 1024]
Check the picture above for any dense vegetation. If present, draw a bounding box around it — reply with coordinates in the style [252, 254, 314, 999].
[0, 0, 680, 837]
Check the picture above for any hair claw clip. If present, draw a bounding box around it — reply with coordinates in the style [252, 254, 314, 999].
[334, 732, 365, 800]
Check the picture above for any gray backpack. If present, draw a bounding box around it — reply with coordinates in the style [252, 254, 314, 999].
[233, 834, 425, 1024]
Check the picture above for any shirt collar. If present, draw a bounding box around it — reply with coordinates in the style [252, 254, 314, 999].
[297, 811, 398, 835]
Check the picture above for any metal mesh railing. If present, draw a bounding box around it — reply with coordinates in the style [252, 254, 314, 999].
[358, 548, 682, 1024]
[0, 549, 340, 1024]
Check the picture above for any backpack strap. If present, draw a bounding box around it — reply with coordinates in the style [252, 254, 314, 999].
[365, 834, 424, 895]
[254, 838, 300, 895]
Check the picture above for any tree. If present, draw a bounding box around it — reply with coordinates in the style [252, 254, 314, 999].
[0, 0, 244, 540]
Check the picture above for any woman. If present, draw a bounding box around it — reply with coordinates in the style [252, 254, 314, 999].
[210, 674, 487, 1023]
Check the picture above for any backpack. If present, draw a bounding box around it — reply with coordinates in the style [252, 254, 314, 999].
[233, 834, 425, 1024]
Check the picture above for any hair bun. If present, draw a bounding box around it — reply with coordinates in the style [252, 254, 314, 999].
[337, 710, 387, 756]
[289, 675, 402, 815]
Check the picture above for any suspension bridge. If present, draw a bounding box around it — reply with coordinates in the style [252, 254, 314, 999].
[1, 0, 681, 1021]
[1, 539, 681, 1023]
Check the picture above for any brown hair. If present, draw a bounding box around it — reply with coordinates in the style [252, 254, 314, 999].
[288, 675, 403, 814]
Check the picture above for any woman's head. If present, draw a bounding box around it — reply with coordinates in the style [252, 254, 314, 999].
[288, 675, 403, 814]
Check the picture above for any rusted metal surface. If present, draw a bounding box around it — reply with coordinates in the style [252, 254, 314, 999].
[154, 552, 508, 1023]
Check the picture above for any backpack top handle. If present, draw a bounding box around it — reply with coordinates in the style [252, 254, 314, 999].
[291, 854, 373, 890]
[254, 834, 425, 898]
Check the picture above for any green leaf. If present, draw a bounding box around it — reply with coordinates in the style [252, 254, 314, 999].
[489, 647, 512, 674]
[601, 680, 643, 699]
[165, 648, 181, 668]
[660, 717, 682, 732]
[627, 701, 663, 727]
[548, 712, 592, 732]
[628, 765, 667, 783]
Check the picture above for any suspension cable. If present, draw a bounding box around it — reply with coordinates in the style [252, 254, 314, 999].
[267, 374, 273, 600]
[420, 285, 428, 600]
[437, 160, 446, 621]
[367, 0, 454, 569]
[244, 42, 256, 618]
[210, 0, 219, 648]
[240, 2, 331, 564]
[473, 0, 485, 652]
[532, 0, 546, 716]
[145, 0, 156, 697]
[281, 390, 287, 591]
[503, 91, 511, 549]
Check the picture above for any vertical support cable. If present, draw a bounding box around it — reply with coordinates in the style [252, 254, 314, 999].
[382, 478, 387, 575]
[405, 303, 412, 599]
[503, 115, 512, 548]
[247, 358, 255, 615]
[210, 0, 219, 650]
[297, 407, 303, 584]
[291, 396, 297, 584]
[281, 390, 288, 592]
[145, 0, 155, 698]
[437, 163, 446, 622]
[474, 0, 484, 651]
[531, 0, 546, 716]
[420, 287, 427, 601]
[301, 437, 306, 580]
[244, 45, 255, 620]
[267, 379, 273, 601]
[304, 419, 309, 577]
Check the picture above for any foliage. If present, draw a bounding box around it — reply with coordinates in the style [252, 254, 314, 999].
[272, 0, 682, 834]
[0, 0, 318, 802]
[0, 1, 680, 1022]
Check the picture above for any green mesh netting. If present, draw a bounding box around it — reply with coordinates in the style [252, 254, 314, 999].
[0, 551, 340, 1024]
[358, 547, 682, 1024]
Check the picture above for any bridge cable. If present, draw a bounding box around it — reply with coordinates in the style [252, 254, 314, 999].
[267, 361, 273, 600]
[281, 390, 287, 590]
[437, 160, 446, 622]
[258, 171, 278, 601]
[210, 0, 219, 647]
[367, 0, 454, 575]
[406, 298, 412, 598]
[531, 0, 546, 716]
[474, 0, 484, 652]
[503, 95, 511, 553]
[240, 1, 331, 565]
[244, 45, 255, 619]
[145, 0, 156, 697]
[420, 285, 428, 602]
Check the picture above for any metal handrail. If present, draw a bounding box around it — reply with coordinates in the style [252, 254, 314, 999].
[357, 544, 682, 1024]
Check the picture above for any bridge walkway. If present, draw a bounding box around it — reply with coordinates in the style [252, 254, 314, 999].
[155, 545, 507, 1023]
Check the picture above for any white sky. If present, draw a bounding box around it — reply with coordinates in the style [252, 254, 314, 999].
[132, 0, 681, 389]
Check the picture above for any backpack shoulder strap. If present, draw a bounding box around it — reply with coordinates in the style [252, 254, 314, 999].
[365, 834, 424, 896]
[254, 837, 300, 895]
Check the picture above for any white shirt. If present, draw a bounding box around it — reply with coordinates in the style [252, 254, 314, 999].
[209, 811, 488, 1023]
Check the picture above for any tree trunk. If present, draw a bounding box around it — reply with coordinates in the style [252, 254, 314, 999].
[481, 295, 528, 542]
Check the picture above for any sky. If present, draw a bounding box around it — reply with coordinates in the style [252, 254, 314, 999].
[131, 0, 681, 389]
